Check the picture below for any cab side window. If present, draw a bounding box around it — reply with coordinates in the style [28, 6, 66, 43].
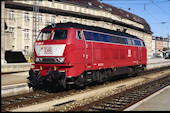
[76, 30, 82, 40]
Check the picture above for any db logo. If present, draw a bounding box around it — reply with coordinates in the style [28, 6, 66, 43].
[44, 46, 53, 54]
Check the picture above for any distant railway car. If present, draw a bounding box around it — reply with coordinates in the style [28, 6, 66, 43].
[28, 22, 147, 90]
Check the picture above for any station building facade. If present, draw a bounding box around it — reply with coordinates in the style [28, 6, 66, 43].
[152, 36, 170, 58]
[1, 0, 152, 63]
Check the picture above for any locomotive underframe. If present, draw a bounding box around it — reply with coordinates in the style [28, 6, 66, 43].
[27, 65, 145, 90]
[66, 65, 145, 87]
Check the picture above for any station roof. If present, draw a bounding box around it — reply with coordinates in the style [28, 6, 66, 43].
[61, 0, 150, 27]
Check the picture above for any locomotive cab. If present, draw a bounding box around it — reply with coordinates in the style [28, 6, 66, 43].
[34, 29, 68, 64]
[28, 28, 73, 89]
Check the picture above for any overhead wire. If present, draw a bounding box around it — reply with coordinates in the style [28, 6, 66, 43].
[102, 0, 170, 37]
[151, 0, 170, 15]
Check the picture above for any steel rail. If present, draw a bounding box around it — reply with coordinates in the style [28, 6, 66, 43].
[69, 74, 170, 111]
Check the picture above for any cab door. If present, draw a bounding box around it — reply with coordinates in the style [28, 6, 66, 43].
[85, 41, 93, 70]
[138, 46, 142, 64]
[83, 30, 94, 70]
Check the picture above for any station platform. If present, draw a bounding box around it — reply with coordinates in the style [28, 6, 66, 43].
[1, 63, 33, 73]
[1, 58, 170, 97]
[124, 85, 170, 111]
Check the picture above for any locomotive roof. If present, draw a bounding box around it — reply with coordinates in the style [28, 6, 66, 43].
[43, 22, 142, 40]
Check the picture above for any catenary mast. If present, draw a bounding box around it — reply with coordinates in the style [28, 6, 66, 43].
[32, 0, 39, 52]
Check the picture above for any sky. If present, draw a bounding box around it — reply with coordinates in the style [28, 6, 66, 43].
[101, 0, 170, 38]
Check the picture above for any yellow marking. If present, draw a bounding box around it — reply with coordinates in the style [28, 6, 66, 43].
[112, 66, 114, 70]
[40, 66, 42, 70]
[54, 66, 57, 71]
[81, 30, 84, 36]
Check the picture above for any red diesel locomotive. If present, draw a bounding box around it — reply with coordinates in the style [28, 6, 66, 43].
[28, 22, 147, 90]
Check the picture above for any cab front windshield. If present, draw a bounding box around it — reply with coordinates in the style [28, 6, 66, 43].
[37, 30, 67, 41]
[51, 30, 67, 40]
[37, 31, 51, 41]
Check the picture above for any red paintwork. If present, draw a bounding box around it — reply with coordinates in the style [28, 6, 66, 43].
[33, 28, 147, 77]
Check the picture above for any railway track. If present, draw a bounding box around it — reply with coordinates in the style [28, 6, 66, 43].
[69, 74, 170, 111]
[2, 76, 126, 112]
[1, 89, 77, 112]
[1, 66, 170, 112]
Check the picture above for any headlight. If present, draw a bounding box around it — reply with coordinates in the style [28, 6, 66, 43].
[54, 57, 65, 63]
[35, 57, 64, 64]
[35, 57, 43, 62]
